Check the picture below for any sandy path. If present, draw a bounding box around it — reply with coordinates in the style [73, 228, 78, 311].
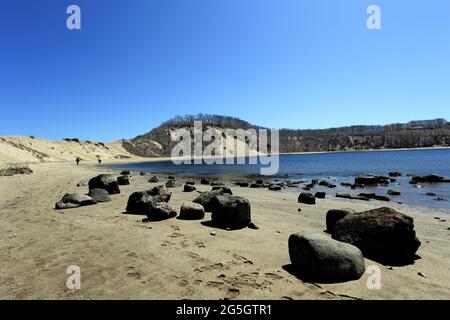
[0, 162, 449, 300]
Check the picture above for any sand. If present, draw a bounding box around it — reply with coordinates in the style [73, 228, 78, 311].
[0, 161, 449, 300]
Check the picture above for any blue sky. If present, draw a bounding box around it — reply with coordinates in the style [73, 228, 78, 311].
[0, 0, 449, 141]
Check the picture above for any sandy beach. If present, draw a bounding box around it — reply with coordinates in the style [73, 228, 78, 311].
[0, 161, 449, 300]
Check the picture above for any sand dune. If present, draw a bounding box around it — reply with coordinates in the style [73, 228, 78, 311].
[0, 136, 140, 164]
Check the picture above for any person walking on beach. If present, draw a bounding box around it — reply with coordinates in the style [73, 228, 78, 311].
[76, 157, 80, 165]
[98, 158, 102, 165]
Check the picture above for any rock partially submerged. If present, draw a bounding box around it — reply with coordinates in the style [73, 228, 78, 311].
[55, 193, 96, 210]
[410, 174, 447, 183]
[288, 233, 365, 283]
[88, 174, 120, 195]
[355, 174, 389, 186]
[148, 176, 159, 183]
[329, 207, 421, 264]
[210, 194, 251, 230]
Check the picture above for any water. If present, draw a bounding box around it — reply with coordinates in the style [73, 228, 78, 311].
[109, 149, 450, 210]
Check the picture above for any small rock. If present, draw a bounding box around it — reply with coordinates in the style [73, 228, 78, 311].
[248, 222, 259, 230]
[417, 272, 427, 279]
[210, 232, 216, 236]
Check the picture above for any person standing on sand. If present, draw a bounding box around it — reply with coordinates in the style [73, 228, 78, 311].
[76, 157, 80, 165]
[98, 158, 102, 165]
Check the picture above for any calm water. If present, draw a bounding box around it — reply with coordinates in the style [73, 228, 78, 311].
[109, 149, 450, 210]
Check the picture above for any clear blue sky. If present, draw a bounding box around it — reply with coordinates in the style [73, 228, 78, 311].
[1, 0, 449, 141]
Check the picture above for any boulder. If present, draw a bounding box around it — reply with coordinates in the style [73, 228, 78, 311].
[185, 180, 195, 185]
[140, 171, 147, 176]
[55, 193, 96, 210]
[201, 178, 210, 185]
[87, 188, 111, 203]
[336, 193, 352, 199]
[389, 172, 402, 177]
[326, 209, 352, 232]
[359, 192, 376, 199]
[355, 174, 388, 185]
[179, 201, 205, 220]
[88, 174, 120, 195]
[269, 184, 282, 191]
[298, 193, 316, 205]
[147, 202, 177, 221]
[120, 170, 130, 175]
[117, 175, 130, 185]
[340, 182, 352, 187]
[387, 189, 401, 196]
[330, 207, 421, 264]
[411, 174, 444, 183]
[250, 183, 263, 188]
[315, 192, 326, 199]
[126, 186, 172, 214]
[165, 179, 176, 188]
[210, 194, 251, 230]
[183, 184, 196, 192]
[193, 189, 227, 212]
[148, 176, 159, 183]
[374, 195, 390, 202]
[288, 233, 365, 283]
[235, 181, 249, 187]
[211, 186, 233, 195]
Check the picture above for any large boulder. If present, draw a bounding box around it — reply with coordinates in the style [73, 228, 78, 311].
[88, 174, 120, 195]
[183, 184, 196, 192]
[210, 194, 251, 230]
[126, 186, 172, 214]
[211, 186, 233, 195]
[147, 202, 177, 221]
[326, 209, 352, 232]
[288, 233, 365, 283]
[165, 179, 176, 188]
[179, 202, 205, 220]
[88, 188, 111, 203]
[298, 192, 316, 205]
[55, 193, 96, 210]
[315, 192, 326, 199]
[330, 207, 421, 264]
[201, 178, 210, 185]
[269, 184, 282, 191]
[117, 175, 130, 185]
[193, 189, 227, 212]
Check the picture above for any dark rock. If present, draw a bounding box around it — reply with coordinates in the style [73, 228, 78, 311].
[201, 178, 210, 185]
[426, 192, 437, 197]
[315, 192, 326, 199]
[298, 193, 316, 205]
[165, 179, 176, 188]
[193, 189, 227, 212]
[147, 202, 177, 221]
[211, 186, 233, 195]
[311, 179, 319, 185]
[87, 188, 111, 203]
[211, 181, 224, 187]
[387, 189, 401, 196]
[167, 176, 175, 180]
[326, 209, 351, 232]
[319, 180, 332, 187]
[120, 170, 130, 175]
[330, 207, 421, 264]
[140, 171, 147, 176]
[183, 184, 196, 192]
[411, 174, 444, 183]
[55, 193, 96, 210]
[355, 174, 388, 185]
[88, 174, 120, 195]
[305, 183, 315, 189]
[210, 194, 251, 230]
[269, 184, 282, 191]
[336, 193, 352, 199]
[126, 186, 172, 215]
[185, 180, 195, 185]
[340, 182, 352, 187]
[288, 233, 365, 283]
[389, 172, 402, 177]
[374, 195, 390, 202]
[117, 175, 130, 185]
[148, 176, 159, 183]
[359, 192, 376, 199]
[236, 181, 249, 187]
[250, 183, 263, 188]
[179, 201, 205, 220]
